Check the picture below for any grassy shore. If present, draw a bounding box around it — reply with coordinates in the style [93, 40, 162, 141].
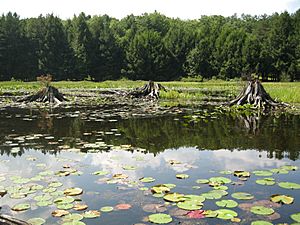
[0, 80, 299, 103]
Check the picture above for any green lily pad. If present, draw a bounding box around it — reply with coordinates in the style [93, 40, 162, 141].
[140, 177, 155, 183]
[201, 191, 222, 200]
[251, 221, 273, 225]
[34, 194, 52, 202]
[291, 212, 300, 222]
[176, 174, 189, 179]
[62, 222, 86, 225]
[216, 200, 238, 208]
[231, 192, 254, 200]
[177, 200, 203, 210]
[163, 193, 185, 202]
[234, 170, 250, 178]
[12, 203, 31, 211]
[196, 179, 209, 184]
[64, 187, 83, 196]
[219, 170, 232, 175]
[49, 181, 63, 188]
[280, 165, 298, 171]
[214, 186, 228, 190]
[36, 200, 52, 207]
[216, 209, 238, 219]
[54, 196, 75, 204]
[250, 206, 274, 215]
[43, 187, 57, 193]
[184, 195, 205, 203]
[82, 210, 101, 218]
[270, 168, 288, 174]
[92, 170, 109, 176]
[56, 203, 73, 210]
[122, 165, 137, 170]
[203, 210, 218, 218]
[271, 194, 294, 204]
[148, 213, 172, 224]
[151, 185, 170, 194]
[253, 170, 273, 176]
[278, 182, 300, 189]
[256, 178, 275, 186]
[62, 213, 83, 221]
[209, 177, 231, 184]
[100, 206, 114, 212]
[164, 184, 176, 189]
[27, 218, 46, 225]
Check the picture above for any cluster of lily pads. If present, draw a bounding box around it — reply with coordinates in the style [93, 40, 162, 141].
[1, 144, 300, 225]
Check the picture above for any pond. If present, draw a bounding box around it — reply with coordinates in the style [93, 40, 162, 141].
[0, 104, 300, 225]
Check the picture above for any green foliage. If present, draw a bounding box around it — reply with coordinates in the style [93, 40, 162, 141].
[0, 10, 299, 81]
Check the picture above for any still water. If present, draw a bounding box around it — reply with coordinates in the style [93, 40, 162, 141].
[0, 105, 299, 225]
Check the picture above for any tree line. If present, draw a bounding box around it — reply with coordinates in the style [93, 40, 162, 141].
[0, 10, 299, 82]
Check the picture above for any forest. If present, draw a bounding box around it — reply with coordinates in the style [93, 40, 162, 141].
[0, 10, 299, 82]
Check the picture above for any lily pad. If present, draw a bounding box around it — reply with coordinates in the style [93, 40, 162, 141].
[93, 170, 109, 176]
[253, 170, 273, 176]
[148, 213, 172, 224]
[196, 179, 209, 184]
[177, 200, 203, 210]
[151, 185, 170, 194]
[62, 222, 85, 225]
[27, 218, 46, 225]
[74, 204, 88, 211]
[115, 203, 132, 210]
[291, 212, 300, 222]
[203, 210, 218, 218]
[232, 192, 254, 200]
[82, 210, 101, 218]
[256, 178, 275, 186]
[12, 203, 30, 211]
[271, 194, 294, 204]
[251, 221, 273, 225]
[234, 170, 250, 178]
[280, 165, 298, 171]
[62, 213, 83, 221]
[209, 177, 231, 184]
[176, 174, 189, 179]
[164, 193, 185, 202]
[52, 210, 70, 217]
[216, 209, 238, 220]
[140, 177, 155, 183]
[64, 187, 83, 196]
[250, 206, 274, 215]
[100, 206, 114, 212]
[49, 181, 63, 188]
[122, 165, 137, 170]
[278, 182, 300, 189]
[216, 200, 238, 208]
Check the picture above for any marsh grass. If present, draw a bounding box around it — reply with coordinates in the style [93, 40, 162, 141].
[0, 80, 299, 103]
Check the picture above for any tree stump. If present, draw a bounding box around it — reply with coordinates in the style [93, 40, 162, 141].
[129, 81, 166, 100]
[227, 79, 288, 108]
[19, 85, 68, 104]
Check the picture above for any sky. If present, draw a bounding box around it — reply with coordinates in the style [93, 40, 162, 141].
[1, 0, 299, 20]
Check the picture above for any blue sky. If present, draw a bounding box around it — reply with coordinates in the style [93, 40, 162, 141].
[1, 0, 299, 19]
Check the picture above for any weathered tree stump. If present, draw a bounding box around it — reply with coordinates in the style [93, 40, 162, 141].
[129, 81, 166, 100]
[19, 85, 68, 104]
[0, 214, 29, 225]
[227, 79, 288, 108]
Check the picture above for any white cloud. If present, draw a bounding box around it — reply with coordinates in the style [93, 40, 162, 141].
[0, 0, 298, 19]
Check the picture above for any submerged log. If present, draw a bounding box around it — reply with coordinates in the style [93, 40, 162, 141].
[227, 79, 288, 108]
[19, 85, 68, 104]
[0, 214, 29, 225]
[129, 81, 166, 99]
